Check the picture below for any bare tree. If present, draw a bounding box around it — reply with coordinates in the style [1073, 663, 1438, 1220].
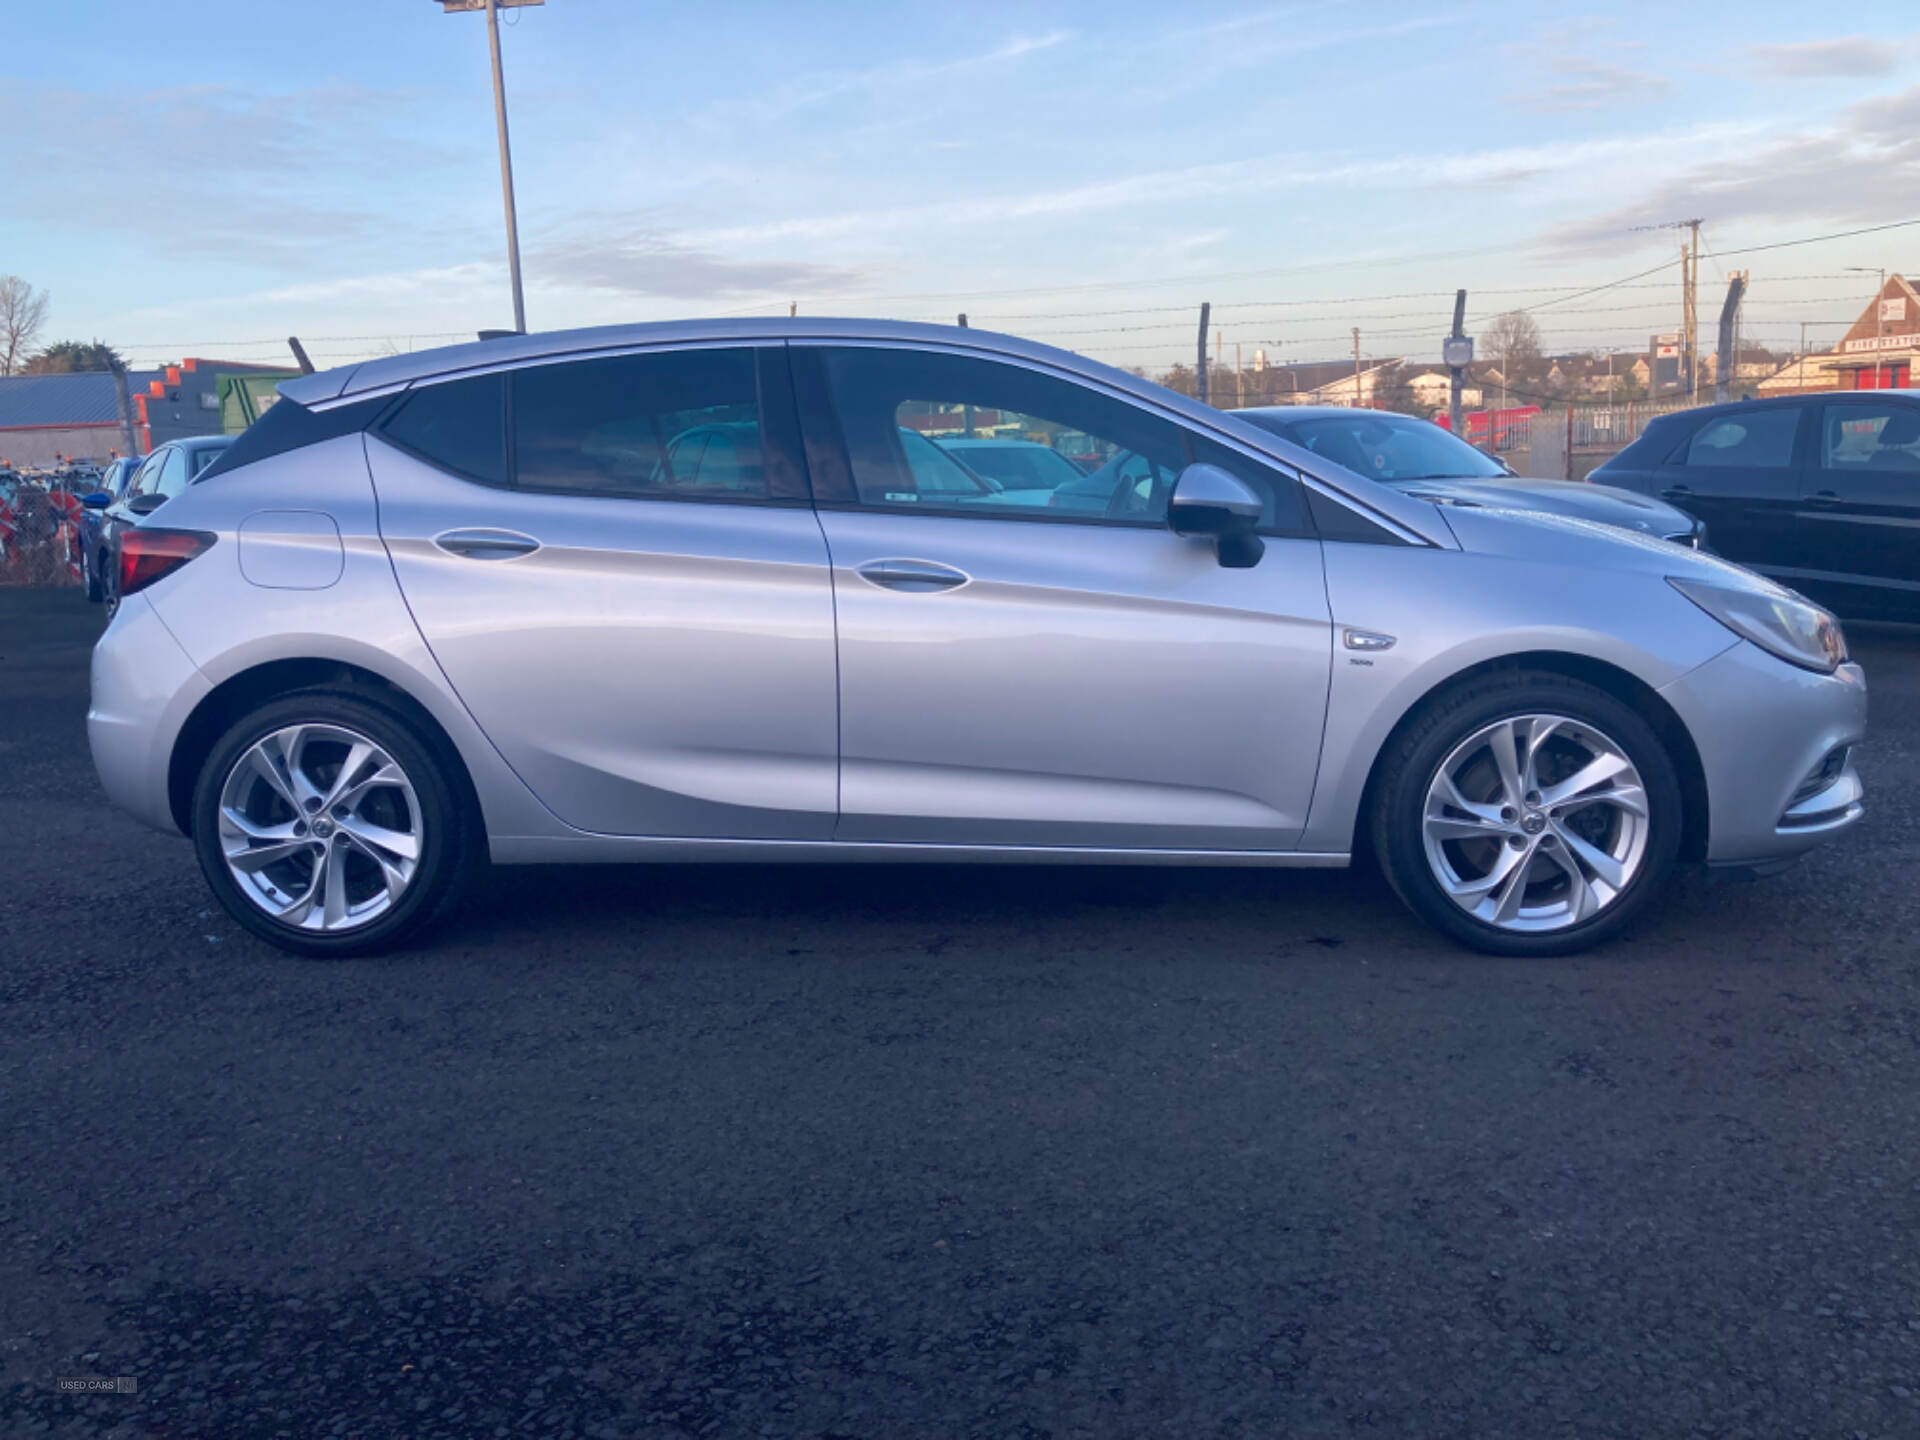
[1483, 310, 1543, 396]
[0, 275, 50, 377]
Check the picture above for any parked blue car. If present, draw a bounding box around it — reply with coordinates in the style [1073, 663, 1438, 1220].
[77, 455, 144, 602]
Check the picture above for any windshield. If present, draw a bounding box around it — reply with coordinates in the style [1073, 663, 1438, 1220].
[1259, 413, 1506, 483]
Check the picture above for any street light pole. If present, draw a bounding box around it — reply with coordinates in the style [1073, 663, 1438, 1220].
[1848, 266, 1887, 386]
[438, 0, 542, 333]
[485, 0, 526, 333]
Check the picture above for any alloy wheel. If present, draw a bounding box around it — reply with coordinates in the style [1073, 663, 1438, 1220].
[1421, 713, 1651, 934]
[217, 723, 423, 932]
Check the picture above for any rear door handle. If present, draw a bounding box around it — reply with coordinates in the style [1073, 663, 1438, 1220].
[434, 527, 540, 560]
[1805, 490, 1842, 509]
[855, 558, 969, 592]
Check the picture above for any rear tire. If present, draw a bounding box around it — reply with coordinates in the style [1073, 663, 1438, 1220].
[191, 690, 478, 958]
[1371, 671, 1683, 957]
[84, 551, 104, 603]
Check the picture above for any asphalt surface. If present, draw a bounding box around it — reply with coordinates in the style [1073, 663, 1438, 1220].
[3, 584, 1919, 1439]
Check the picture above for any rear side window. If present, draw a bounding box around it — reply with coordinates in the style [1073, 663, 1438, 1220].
[1682, 409, 1800, 468]
[512, 348, 765, 499]
[380, 373, 508, 486]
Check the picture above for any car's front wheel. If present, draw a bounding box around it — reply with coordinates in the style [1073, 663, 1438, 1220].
[1371, 672, 1683, 956]
[191, 691, 478, 957]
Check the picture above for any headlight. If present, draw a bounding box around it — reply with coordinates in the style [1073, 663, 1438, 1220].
[1668, 577, 1849, 674]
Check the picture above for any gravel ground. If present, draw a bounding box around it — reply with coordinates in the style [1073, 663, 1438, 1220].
[2, 585, 1918, 1440]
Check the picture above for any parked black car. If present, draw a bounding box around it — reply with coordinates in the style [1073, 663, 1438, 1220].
[77, 455, 144, 602]
[1592, 390, 1920, 621]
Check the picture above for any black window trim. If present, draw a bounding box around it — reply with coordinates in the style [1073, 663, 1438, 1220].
[371, 341, 814, 508]
[787, 339, 1347, 541]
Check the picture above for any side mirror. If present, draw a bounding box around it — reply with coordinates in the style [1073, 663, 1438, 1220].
[81, 490, 113, 509]
[1167, 463, 1265, 568]
[127, 492, 168, 515]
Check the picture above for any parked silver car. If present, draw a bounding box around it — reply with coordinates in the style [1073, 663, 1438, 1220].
[88, 320, 1866, 958]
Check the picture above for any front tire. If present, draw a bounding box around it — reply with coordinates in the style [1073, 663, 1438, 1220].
[1371, 672, 1683, 957]
[191, 690, 477, 958]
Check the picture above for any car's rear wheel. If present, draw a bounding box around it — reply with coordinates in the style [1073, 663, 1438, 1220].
[1371, 672, 1683, 956]
[84, 550, 104, 603]
[191, 691, 478, 957]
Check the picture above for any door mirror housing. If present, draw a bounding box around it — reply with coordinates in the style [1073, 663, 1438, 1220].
[80, 490, 113, 510]
[127, 492, 169, 516]
[1168, 463, 1265, 568]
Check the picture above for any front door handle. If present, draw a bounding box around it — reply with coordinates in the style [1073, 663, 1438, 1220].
[855, 558, 969, 592]
[1660, 485, 1694, 501]
[1805, 490, 1842, 509]
[434, 527, 540, 560]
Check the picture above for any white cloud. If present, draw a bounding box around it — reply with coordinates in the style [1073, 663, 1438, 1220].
[1750, 36, 1902, 78]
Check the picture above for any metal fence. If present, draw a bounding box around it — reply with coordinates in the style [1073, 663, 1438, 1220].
[0, 481, 88, 588]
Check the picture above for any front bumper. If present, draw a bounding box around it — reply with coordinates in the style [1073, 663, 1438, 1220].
[1658, 640, 1867, 867]
[88, 593, 209, 835]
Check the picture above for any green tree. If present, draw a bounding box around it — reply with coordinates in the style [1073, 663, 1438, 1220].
[22, 339, 124, 374]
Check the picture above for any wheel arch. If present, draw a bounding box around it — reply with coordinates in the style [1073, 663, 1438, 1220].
[167, 657, 481, 838]
[1354, 649, 1710, 865]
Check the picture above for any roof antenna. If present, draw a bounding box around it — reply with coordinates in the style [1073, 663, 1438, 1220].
[287, 336, 316, 375]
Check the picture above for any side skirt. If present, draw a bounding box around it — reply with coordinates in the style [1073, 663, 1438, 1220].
[487, 835, 1351, 868]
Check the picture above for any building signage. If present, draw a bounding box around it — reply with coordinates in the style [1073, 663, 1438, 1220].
[1881, 297, 1907, 322]
[1841, 333, 1916, 354]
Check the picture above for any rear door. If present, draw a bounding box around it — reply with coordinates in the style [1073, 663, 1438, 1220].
[1794, 396, 1920, 619]
[370, 345, 840, 839]
[796, 343, 1333, 851]
[1655, 404, 1808, 573]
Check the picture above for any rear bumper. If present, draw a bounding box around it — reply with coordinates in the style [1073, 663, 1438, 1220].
[1658, 642, 1867, 866]
[88, 593, 208, 835]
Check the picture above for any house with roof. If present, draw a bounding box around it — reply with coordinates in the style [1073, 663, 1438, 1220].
[1759, 273, 1920, 397]
[0, 357, 293, 467]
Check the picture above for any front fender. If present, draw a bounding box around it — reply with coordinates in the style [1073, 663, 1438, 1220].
[1298, 541, 1738, 854]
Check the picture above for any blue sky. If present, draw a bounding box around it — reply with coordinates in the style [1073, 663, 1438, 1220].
[3, 1, 1917, 375]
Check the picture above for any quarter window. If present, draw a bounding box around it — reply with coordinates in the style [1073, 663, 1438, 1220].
[1683, 409, 1800, 468]
[380, 373, 509, 486]
[512, 348, 766, 499]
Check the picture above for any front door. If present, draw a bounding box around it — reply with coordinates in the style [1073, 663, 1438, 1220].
[1794, 397, 1920, 619]
[795, 344, 1333, 851]
[1657, 404, 1808, 575]
[370, 345, 840, 839]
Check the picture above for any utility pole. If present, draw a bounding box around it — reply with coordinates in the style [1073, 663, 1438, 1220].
[956, 313, 967, 328]
[1235, 341, 1244, 409]
[789, 300, 797, 317]
[436, 0, 542, 333]
[1352, 327, 1361, 408]
[1196, 302, 1211, 405]
[108, 359, 138, 458]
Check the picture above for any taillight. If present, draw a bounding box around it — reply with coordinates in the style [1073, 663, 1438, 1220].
[117, 528, 216, 598]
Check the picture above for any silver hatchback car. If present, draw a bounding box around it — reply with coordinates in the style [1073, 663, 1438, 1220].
[88, 320, 1866, 958]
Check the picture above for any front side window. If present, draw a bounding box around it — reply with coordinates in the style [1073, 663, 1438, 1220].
[1821, 404, 1920, 473]
[815, 346, 1304, 529]
[1268, 413, 1505, 483]
[513, 348, 765, 499]
[1683, 409, 1800, 468]
[152, 447, 192, 499]
[125, 454, 162, 497]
